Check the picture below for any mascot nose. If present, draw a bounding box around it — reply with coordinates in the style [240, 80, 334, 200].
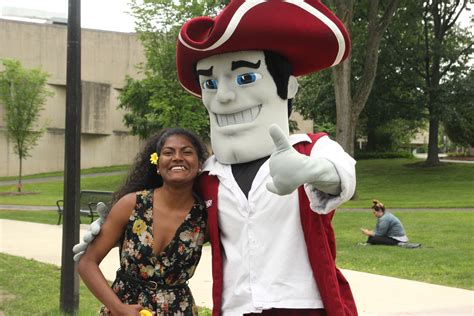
[216, 81, 236, 103]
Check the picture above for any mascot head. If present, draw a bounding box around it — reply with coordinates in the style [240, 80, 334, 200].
[177, 0, 350, 164]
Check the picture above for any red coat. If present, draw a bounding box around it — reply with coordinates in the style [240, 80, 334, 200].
[198, 133, 358, 316]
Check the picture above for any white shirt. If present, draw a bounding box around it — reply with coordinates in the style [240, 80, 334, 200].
[202, 134, 356, 315]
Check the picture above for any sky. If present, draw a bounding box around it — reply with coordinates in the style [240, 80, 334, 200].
[0, 0, 471, 33]
[0, 0, 136, 33]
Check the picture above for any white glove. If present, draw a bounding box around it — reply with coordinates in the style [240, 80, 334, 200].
[72, 202, 109, 261]
[266, 124, 342, 196]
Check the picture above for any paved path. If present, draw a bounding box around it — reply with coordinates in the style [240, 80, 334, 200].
[0, 204, 58, 211]
[0, 219, 472, 315]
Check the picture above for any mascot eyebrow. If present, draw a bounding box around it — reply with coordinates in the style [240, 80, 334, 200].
[196, 66, 213, 77]
[232, 60, 261, 71]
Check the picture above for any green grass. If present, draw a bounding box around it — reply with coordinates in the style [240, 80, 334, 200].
[0, 210, 59, 225]
[0, 165, 129, 181]
[334, 210, 474, 290]
[0, 175, 125, 206]
[0, 253, 212, 315]
[341, 159, 474, 208]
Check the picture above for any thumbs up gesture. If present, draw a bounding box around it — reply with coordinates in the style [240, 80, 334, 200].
[266, 124, 341, 196]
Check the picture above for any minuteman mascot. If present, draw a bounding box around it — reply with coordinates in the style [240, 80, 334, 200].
[177, 0, 358, 315]
[73, 0, 359, 315]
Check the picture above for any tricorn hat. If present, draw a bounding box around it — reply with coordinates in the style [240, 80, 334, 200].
[176, 0, 351, 97]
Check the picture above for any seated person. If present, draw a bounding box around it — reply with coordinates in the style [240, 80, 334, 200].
[361, 199, 421, 248]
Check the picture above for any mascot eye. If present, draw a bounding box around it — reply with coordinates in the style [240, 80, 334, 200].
[202, 79, 218, 90]
[236, 73, 261, 85]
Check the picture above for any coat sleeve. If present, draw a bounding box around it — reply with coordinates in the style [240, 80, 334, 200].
[304, 135, 356, 214]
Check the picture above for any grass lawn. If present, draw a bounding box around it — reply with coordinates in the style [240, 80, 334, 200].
[334, 210, 474, 290]
[0, 175, 125, 206]
[0, 210, 59, 225]
[0, 253, 212, 315]
[0, 165, 129, 182]
[341, 158, 474, 208]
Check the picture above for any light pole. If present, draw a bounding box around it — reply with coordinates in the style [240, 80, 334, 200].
[60, 0, 81, 313]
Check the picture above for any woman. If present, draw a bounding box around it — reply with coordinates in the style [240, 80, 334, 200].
[361, 199, 415, 246]
[78, 128, 208, 315]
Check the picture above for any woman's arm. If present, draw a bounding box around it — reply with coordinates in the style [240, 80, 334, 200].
[77, 193, 142, 315]
[374, 216, 390, 237]
[360, 228, 374, 236]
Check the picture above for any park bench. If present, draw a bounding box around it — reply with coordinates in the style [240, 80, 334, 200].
[56, 190, 113, 225]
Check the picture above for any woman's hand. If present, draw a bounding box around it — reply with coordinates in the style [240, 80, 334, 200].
[108, 303, 145, 316]
[360, 228, 373, 237]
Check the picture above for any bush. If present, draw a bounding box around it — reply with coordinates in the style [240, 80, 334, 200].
[355, 151, 414, 160]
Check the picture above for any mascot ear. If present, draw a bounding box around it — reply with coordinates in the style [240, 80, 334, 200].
[287, 76, 299, 99]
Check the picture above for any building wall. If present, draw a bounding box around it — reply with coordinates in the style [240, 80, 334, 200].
[0, 19, 145, 176]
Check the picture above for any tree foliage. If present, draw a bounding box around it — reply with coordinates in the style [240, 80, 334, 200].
[329, 0, 400, 156]
[297, 0, 473, 158]
[119, 0, 228, 140]
[442, 70, 474, 147]
[297, 0, 401, 151]
[415, 0, 472, 165]
[0, 59, 52, 191]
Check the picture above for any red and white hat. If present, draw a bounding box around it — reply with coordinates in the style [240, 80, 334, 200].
[176, 0, 351, 97]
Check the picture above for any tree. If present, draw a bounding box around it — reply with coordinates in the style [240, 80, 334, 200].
[329, 0, 400, 156]
[382, 1, 473, 164]
[442, 70, 474, 149]
[419, 0, 472, 165]
[119, 0, 228, 140]
[0, 59, 52, 191]
[360, 2, 428, 152]
[297, 1, 400, 152]
[298, 1, 472, 158]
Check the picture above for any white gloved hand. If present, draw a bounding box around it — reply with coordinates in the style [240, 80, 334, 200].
[72, 202, 109, 262]
[266, 124, 342, 196]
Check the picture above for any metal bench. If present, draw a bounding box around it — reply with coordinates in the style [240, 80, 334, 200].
[56, 190, 113, 225]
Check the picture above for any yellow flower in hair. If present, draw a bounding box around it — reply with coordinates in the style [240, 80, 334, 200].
[150, 152, 159, 165]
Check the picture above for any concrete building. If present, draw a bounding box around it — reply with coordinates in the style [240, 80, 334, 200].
[0, 18, 313, 177]
[0, 18, 145, 177]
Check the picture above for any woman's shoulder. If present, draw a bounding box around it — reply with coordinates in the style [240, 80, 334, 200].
[107, 193, 137, 223]
[114, 193, 137, 210]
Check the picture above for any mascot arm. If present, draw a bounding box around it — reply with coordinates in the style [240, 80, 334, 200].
[305, 135, 356, 214]
[72, 202, 109, 262]
[266, 124, 356, 214]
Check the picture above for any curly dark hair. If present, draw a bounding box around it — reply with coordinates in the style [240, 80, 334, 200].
[111, 128, 208, 205]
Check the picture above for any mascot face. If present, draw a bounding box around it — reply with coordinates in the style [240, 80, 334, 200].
[197, 50, 297, 164]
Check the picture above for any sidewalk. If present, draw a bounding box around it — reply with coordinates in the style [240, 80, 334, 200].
[0, 219, 472, 315]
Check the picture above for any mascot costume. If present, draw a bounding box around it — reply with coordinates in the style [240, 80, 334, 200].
[74, 0, 358, 315]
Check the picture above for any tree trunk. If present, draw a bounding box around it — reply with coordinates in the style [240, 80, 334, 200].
[332, 0, 399, 157]
[333, 58, 355, 155]
[426, 115, 440, 165]
[366, 120, 377, 151]
[18, 157, 23, 192]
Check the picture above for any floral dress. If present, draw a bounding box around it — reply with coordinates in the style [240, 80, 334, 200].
[99, 189, 207, 316]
